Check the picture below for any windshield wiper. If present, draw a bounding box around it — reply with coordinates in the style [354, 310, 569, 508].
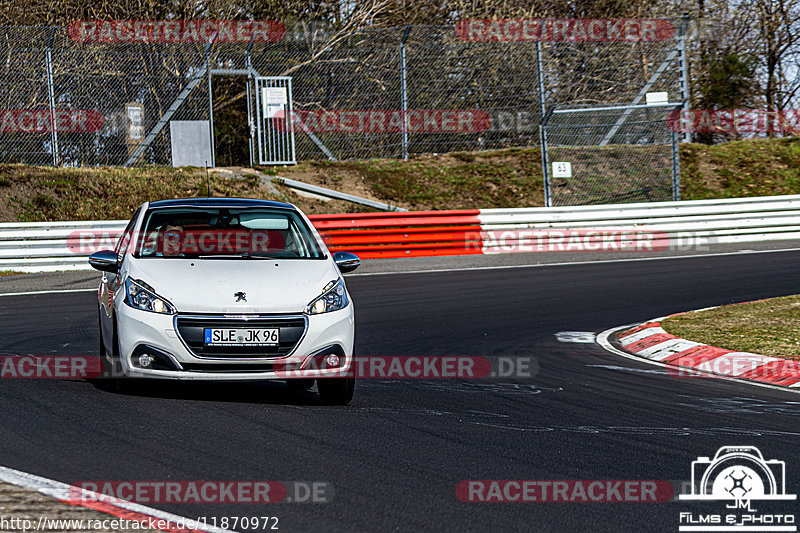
[195, 253, 277, 259]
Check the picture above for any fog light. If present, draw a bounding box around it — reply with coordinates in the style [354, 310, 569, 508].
[138, 354, 154, 368]
[325, 354, 340, 367]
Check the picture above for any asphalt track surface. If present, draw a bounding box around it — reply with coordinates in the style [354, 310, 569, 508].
[1, 250, 800, 532]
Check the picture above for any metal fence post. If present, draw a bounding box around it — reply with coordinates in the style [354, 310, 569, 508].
[536, 42, 551, 207]
[679, 13, 691, 144]
[671, 131, 681, 201]
[246, 43, 255, 167]
[207, 56, 216, 168]
[45, 27, 58, 166]
[400, 25, 412, 160]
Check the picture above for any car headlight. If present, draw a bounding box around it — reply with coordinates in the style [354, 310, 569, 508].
[125, 278, 176, 315]
[306, 279, 349, 314]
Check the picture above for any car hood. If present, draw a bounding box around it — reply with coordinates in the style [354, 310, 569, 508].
[126, 258, 340, 314]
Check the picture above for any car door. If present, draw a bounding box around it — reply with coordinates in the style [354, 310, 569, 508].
[100, 208, 140, 354]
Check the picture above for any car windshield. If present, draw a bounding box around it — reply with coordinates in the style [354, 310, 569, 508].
[135, 206, 326, 259]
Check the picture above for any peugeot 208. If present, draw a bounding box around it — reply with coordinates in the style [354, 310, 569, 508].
[88, 198, 360, 405]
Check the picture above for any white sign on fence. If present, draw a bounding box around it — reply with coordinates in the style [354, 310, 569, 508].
[262, 87, 288, 119]
[552, 162, 572, 178]
[645, 91, 669, 105]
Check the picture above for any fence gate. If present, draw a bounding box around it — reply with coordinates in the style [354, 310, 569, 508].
[254, 76, 296, 165]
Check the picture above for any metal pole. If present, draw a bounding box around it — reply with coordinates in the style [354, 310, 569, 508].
[207, 57, 216, 168]
[536, 42, 551, 207]
[679, 13, 691, 144]
[671, 131, 681, 201]
[246, 44, 255, 167]
[45, 28, 58, 166]
[400, 25, 412, 160]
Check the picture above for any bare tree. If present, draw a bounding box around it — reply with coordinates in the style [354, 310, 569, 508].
[750, 0, 800, 113]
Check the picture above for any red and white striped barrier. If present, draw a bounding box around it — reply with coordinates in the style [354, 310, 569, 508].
[618, 319, 800, 388]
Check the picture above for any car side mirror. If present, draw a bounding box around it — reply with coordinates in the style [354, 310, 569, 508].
[89, 250, 120, 273]
[333, 251, 360, 273]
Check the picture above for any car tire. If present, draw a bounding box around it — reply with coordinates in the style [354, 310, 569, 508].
[98, 310, 105, 358]
[286, 379, 315, 391]
[92, 309, 113, 382]
[317, 376, 355, 406]
[109, 317, 137, 393]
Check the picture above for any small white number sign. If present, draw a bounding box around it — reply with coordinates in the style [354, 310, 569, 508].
[552, 162, 572, 178]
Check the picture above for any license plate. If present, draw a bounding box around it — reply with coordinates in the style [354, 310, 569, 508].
[204, 328, 279, 346]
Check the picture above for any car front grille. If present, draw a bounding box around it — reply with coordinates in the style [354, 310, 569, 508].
[175, 315, 307, 359]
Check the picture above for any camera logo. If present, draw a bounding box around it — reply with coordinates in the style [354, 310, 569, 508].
[680, 446, 795, 501]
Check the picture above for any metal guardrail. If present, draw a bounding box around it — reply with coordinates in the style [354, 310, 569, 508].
[2, 195, 800, 272]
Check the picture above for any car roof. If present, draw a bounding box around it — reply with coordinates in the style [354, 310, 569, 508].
[147, 198, 296, 210]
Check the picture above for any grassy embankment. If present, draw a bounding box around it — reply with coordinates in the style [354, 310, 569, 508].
[2, 137, 800, 222]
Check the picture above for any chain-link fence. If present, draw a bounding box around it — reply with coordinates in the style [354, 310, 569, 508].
[544, 104, 682, 206]
[0, 18, 688, 205]
[537, 17, 688, 205]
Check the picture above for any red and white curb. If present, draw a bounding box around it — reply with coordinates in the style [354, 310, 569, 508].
[597, 314, 800, 391]
[0, 464, 233, 533]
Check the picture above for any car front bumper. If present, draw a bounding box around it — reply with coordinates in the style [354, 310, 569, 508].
[115, 302, 354, 381]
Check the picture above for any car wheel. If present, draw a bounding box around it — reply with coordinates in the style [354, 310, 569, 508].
[317, 376, 355, 406]
[286, 379, 315, 391]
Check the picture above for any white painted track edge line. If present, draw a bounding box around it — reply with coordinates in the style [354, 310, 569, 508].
[596, 325, 800, 395]
[0, 287, 96, 297]
[0, 464, 234, 533]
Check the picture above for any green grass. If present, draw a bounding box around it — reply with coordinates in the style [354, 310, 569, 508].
[680, 136, 800, 199]
[302, 148, 546, 210]
[661, 295, 800, 361]
[0, 164, 362, 222]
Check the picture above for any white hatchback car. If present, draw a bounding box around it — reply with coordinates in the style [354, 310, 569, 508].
[89, 198, 360, 405]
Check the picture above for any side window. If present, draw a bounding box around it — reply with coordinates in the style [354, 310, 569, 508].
[115, 208, 140, 262]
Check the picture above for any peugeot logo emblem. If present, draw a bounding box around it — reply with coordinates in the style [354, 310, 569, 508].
[234, 291, 246, 302]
